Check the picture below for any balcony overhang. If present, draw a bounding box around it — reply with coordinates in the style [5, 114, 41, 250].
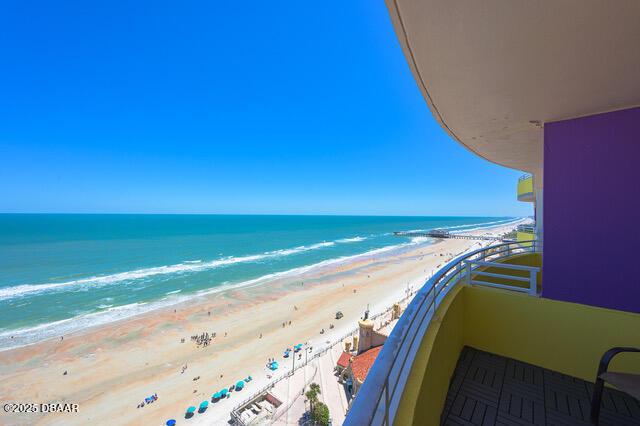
[385, 1, 640, 175]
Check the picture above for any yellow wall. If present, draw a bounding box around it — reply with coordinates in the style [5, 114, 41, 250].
[400, 285, 640, 425]
[516, 231, 535, 247]
[394, 286, 465, 426]
[464, 286, 640, 382]
[517, 175, 534, 201]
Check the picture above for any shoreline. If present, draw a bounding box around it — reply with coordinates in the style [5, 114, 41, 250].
[0, 237, 440, 352]
[0, 218, 523, 352]
[0, 220, 525, 425]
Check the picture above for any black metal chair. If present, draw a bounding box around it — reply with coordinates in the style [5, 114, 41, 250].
[590, 347, 640, 424]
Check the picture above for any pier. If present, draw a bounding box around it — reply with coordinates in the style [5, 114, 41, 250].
[393, 229, 504, 241]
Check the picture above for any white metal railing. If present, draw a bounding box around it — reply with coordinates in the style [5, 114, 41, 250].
[344, 241, 541, 426]
[465, 259, 539, 296]
[518, 173, 532, 181]
[517, 224, 535, 234]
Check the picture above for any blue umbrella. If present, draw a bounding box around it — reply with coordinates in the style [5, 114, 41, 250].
[236, 380, 245, 390]
[220, 388, 228, 396]
[166, 420, 176, 426]
[186, 406, 196, 413]
[212, 392, 221, 400]
[199, 401, 209, 411]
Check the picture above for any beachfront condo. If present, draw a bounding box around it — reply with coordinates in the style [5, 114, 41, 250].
[345, 2, 640, 425]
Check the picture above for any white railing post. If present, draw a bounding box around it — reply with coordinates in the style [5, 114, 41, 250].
[529, 269, 537, 296]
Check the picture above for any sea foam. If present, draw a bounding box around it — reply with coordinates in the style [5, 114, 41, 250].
[0, 240, 341, 301]
[0, 237, 433, 351]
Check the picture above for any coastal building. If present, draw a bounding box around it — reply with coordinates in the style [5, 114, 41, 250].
[346, 2, 640, 426]
[338, 311, 391, 402]
[357, 315, 388, 354]
[342, 346, 384, 398]
[230, 391, 282, 425]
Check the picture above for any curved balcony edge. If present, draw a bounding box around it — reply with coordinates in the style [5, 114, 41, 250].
[344, 241, 540, 426]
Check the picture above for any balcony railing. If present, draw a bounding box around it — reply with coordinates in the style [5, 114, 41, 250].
[344, 240, 541, 426]
[517, 224, 535, 234]
[518, 173, 532, 181]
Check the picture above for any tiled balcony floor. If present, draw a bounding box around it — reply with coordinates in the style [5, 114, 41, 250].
[441, 346, 640, 425]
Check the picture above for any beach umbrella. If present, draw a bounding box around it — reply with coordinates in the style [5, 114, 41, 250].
[212, 392, 221, 400]
[236, 380, 245, 389]
[166, 420, 176, 426]
[186, 406, 196, 414]
[220, 388, 228, 396]
[199, 401, 209, 410]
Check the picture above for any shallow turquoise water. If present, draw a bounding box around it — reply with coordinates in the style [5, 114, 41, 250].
[0, 214, 517, 348]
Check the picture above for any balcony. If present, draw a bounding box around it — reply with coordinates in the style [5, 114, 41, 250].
[345, 242, 640, 426]
[517, 174, 534, 202]
[517, 224, 536, 247]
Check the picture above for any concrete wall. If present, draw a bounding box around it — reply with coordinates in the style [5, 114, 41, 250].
[543, 107, 640, 313]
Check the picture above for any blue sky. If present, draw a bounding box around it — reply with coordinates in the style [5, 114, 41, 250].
[0, 1, 531, 217]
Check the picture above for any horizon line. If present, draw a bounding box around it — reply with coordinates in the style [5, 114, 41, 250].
[0, 212, 525, 218]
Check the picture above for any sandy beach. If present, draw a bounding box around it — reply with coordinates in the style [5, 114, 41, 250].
[0, 222, 523, 426]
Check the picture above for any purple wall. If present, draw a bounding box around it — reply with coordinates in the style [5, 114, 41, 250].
[543, 107, 640, 314]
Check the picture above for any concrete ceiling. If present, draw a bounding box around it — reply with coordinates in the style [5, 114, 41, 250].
[385, 0, 640, 175]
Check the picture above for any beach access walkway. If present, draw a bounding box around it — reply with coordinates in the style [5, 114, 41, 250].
[267, 343, 348, 425]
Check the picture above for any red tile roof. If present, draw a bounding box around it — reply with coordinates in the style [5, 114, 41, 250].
[351, 345, 383, 382]
[337, 351, 352, 368]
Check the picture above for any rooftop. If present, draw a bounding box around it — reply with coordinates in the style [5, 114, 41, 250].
[337, 351, 351, 369]
[351, 346, 384, 383]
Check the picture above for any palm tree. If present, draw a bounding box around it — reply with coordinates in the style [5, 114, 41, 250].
[305, 382, 321, 412]
[310, 383, 321, 396]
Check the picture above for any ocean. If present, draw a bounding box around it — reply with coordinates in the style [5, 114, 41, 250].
[0, 214, 519, 349]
